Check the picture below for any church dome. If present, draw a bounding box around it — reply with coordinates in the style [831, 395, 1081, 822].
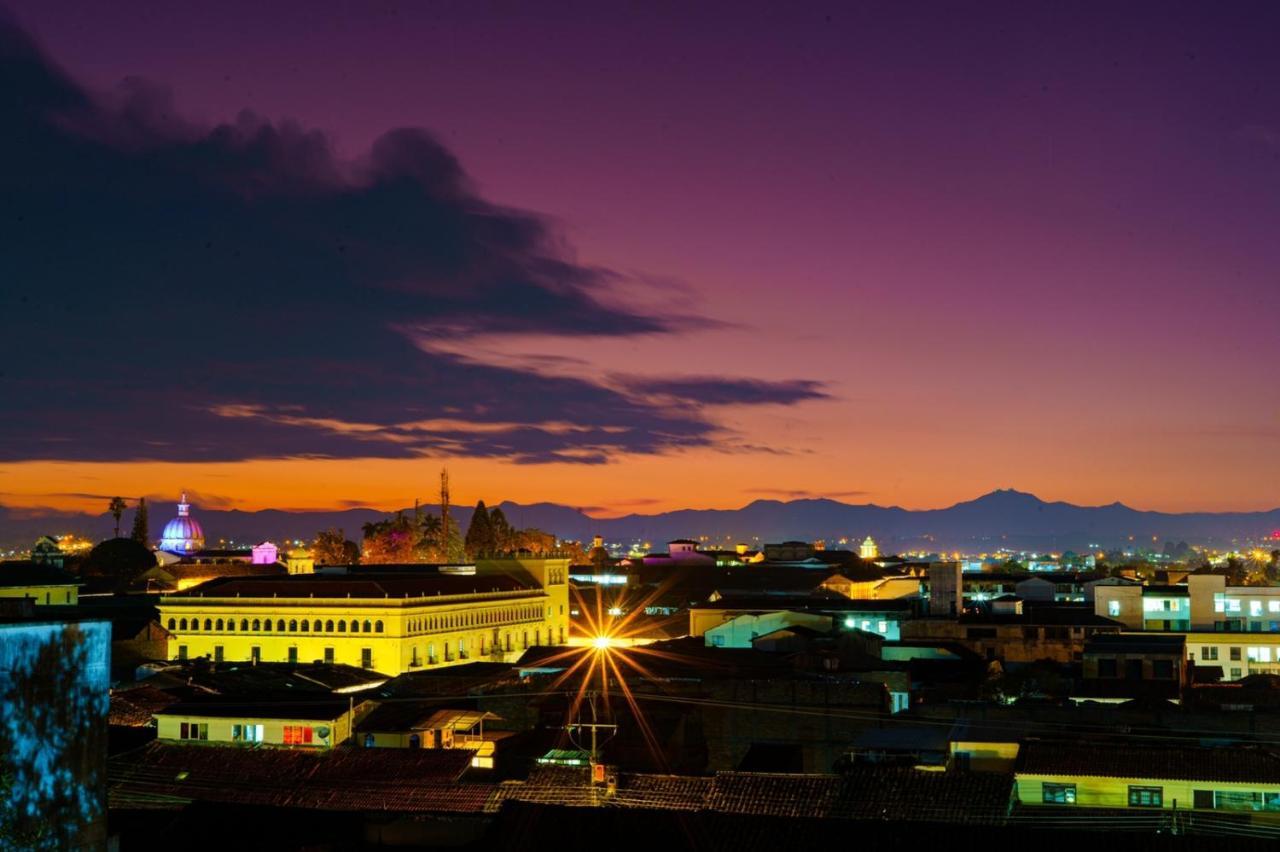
[159, 493, 205, 555]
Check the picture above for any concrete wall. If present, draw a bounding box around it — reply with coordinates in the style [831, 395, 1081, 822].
[156, 710, 353, 747]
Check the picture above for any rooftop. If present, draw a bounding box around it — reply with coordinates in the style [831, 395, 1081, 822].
[1017, 741, 1280, 783]
[165, 571, 542, 600]
[0, 560, 79, 587]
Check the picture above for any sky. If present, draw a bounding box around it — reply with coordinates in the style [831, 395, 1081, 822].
[2, 1, 1279, 517]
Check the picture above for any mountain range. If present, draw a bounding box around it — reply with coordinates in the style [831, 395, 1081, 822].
[3, 489, 1278, 553]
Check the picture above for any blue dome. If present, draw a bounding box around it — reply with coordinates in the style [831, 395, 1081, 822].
[159, 494, 205, 555]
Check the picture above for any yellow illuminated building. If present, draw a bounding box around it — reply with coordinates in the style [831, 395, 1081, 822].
[0, 562, 80, 606]
[157, 558, 570, 675]
[860, 536, 879, 560]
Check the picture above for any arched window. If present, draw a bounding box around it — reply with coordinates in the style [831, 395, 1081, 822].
[301, 620, 309, 633]
[364, 619, 373, 633]
[227, 620, 235, 632]
[338, 620, 346, 632]
[167, 618, 176, 630]
[179, 618, 188, 630]
[314, 620, 323, 633]
[263, 620, 272, 632]
[241, 619, 249, 631]
[204, 619, 212, 631]
[352, 621, 360, 633]
[277, 619, 285, 632]
[215, 619, 223, 631]
[252, 619, 261, 631]
[289, 619, 298, 632]
[375, 620, 384, 634]
[325, 620, 334, 633]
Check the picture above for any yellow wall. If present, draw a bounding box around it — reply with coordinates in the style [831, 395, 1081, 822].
[158, 559, 571, 675]
[156, 710, 353, 747]
[0, 584, 78, 605]
[1017, 773, 1280, 810]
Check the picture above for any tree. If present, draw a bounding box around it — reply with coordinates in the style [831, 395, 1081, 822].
[465, 500, 495, 558]
[314, 528, 358, 565]
[130, 497, 149, 544]
[83, 537, 156, 592]
[107, 496, 127, 538]
[488, 506, 514, 554]
[362, 512, 419, 563]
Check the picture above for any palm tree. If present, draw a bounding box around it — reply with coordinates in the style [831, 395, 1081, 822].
[108, 496, 127, 538]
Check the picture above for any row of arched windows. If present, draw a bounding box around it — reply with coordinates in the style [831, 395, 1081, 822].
[169, 616, 384, 635]
[404, 605, 543, 635]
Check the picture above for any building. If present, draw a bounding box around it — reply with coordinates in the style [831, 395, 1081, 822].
[901, 604, 1123, 664]
[159, 493, 206, 555]
[154, 700, 362, 748]
[1094, 573, 1280, 633]
[0, 561, 80, 605]
[1077, 633, 1187, 702]
[157, 557, 570, 675]
[690, 596, 916, 642]
[859, 536, 879, 560]
[1016, 740, 1280, 816]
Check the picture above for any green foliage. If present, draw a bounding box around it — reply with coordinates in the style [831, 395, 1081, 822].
[488, 507, 514, 553]
[129, 497, 149, 544]
[83, 538, 157, 591]
[313, 528, 358, 565]
[107, 496, 127, 538]
[464, 500, 495, 558]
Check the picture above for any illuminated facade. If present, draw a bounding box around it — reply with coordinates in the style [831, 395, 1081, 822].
[158, 493, 206, 555]
[0, 562, 80, 606]
[157, 558, 570, 675]
[859, 536, 879, 560]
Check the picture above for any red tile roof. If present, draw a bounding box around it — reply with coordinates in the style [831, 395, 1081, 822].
[1017, 741, 1280, 783]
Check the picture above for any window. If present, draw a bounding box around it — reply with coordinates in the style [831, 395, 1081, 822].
[352, 620, 360, 633]
[214, 646, 224, 663]
[1129, 786, 1163, 807]
[338, 620, 346, 632]
[283, 725, 313, 745]
[288, 647, 298, 664]
[178, 645, 188, 661]
[251, 646, 261, 663]
[324, 647, 335, 664]
[1202, 646, 1219, 661]
[215, 619, 223, 630]
[361, 648, 373, 669]
[227, 620, 235, 632]
[1248, 646, 1273, 663]
[204, 619, 212, 631]
[1227, 599, 1242, 613]
[241, 619, 249, 631]
[364, 620, 373, 633]
[232, 723, 264, 743]
[325, 620, 333, 632]
[1231, 647, 1242, 661]
[1108, 601, 1121, 617]
[1231, 667, 1243, 679]
[1215, 791, 1264, 811]
[375, 620, 384, 633]
[179, 618, 188, 630]
[178, 722, 208, 741]
[712, 634, 725, 647]
[263, 619, 272, 632]
[1042, 783, 1076, 804]
[428, 643, 437, 664]
[252, 619, 261, 631]
[1270, 601, 1280, 613]
[276, 619, 285, 632]
[1194, 790, 1214, 809]
[1251, 601, 1264, 617]
[300, 620, 309, 633]
[168, 618, 176, 630]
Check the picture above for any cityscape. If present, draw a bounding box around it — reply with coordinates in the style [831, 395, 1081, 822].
[4, 3, 1280, 851]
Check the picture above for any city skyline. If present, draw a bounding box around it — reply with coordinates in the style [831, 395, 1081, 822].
[4, 3, 1280, 516]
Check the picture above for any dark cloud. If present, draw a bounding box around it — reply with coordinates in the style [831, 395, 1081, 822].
[615, 376, 830, 406]
[746, 488, 870, 500]
[0, 17, 822, 464]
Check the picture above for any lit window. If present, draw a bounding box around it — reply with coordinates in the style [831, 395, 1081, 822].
[1215, 598, 1226, 613]
[1251, 601, 1264, 617]
[1227, 599, 1242, 613]
[283, 725, 314, 745]
[1108, 601, 1122, 617]
[1270, 602, 1280, 613]
[1043, 783, 1076, 804]
[1128, 786, 1163, 808]
[877, 621, 888, 634]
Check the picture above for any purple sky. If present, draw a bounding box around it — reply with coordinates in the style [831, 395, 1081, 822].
[3, 2, 1279, 514]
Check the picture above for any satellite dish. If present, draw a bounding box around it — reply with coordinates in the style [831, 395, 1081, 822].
[315, 726, 331, 739]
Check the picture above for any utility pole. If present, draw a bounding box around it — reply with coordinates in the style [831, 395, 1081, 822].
[565, 691, 617, 794]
